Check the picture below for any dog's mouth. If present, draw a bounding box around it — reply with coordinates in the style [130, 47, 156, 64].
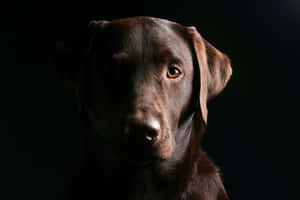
[128, 156, 164, 168]
[107, 149, 165, 168]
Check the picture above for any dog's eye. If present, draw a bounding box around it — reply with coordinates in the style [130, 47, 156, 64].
[167, 65, 182, 79]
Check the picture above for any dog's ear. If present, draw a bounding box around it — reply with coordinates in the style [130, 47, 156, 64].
[50, 20, 109, 96]
[187, 27, 232, 124]
[79, 20, 110, 97]
[78, 20, 109, 111]
[79, 20, 109, 82]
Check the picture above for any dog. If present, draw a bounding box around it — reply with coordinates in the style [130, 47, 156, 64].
[60, 16, 232, 200]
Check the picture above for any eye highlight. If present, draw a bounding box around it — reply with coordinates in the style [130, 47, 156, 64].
[167, 65, 182, 79]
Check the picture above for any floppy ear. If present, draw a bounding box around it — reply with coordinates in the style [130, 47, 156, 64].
[187, 27, 232, 124]
[50, 20, 109, 96]
[79, 20, 109, 84]
[78, 20, 109, 111]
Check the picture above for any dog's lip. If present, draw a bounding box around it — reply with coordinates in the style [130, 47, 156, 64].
[110, 151, 166, 168]
[130, 159, 154, 168]
[128, 156, 164, 168]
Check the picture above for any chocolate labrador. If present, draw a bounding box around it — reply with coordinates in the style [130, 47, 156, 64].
[64, 16, 232, 200]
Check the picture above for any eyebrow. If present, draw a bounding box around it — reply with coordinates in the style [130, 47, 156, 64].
[112, 52, 129, 60]
[111, 48, 185, 67]
[156, 48, 184, 66]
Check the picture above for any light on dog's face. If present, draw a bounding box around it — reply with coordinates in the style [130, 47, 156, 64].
[87, 19, 195, 165]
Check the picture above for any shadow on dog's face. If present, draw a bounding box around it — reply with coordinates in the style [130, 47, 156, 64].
[83, 18, 196, 168]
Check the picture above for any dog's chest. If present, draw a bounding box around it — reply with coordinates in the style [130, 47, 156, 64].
[127, 169, 167, 200]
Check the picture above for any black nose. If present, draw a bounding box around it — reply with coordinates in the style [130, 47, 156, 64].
[124, 117, 161, 144]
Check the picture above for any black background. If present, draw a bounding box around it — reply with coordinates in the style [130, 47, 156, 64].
[1, 0, 300, 199]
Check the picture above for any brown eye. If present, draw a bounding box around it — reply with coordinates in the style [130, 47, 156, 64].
[167, 65, 182, 79]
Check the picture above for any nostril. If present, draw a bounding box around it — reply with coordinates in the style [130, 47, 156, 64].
[134, 124, 160, 143]
[145, 128, 159, 142]
[124, 118, 161, 143]
[145, 119, 160, 141]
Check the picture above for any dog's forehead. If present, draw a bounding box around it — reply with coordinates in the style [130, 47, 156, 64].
[103, 17, 192, 66]
[109, 17, 177, 44]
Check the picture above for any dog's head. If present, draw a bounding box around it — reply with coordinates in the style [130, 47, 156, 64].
[61, 17, 231, 167]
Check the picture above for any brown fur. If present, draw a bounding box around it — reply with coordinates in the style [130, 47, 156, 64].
[60, 16, 232, 200]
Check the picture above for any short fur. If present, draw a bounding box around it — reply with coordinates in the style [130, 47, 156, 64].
[58, 16, 232, 200]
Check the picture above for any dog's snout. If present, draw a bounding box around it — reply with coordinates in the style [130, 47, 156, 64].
[124, 117, 161, 144]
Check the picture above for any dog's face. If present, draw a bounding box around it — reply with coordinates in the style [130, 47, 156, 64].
[79, 17, 231, 168]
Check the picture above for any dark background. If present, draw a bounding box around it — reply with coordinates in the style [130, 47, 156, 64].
[1, 0, 299, 199]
